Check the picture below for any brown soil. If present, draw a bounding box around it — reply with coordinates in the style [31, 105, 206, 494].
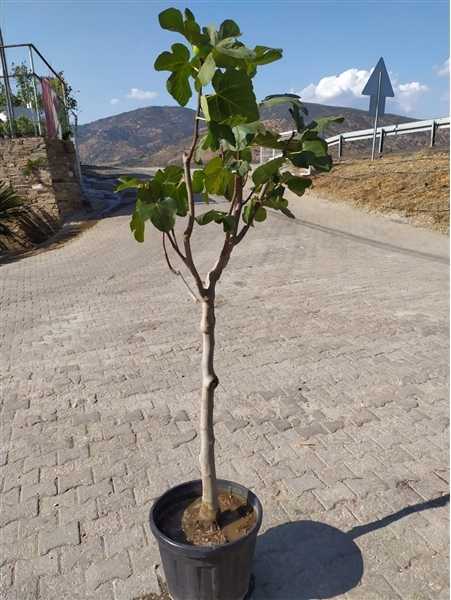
[159, 491, 257, 547]
[306, 148, 450, 235]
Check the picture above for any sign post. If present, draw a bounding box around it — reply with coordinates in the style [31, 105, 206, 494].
[362, 57, 394, 161]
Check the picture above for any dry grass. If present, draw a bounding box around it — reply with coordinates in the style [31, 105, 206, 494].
[307, 148, 450, 235]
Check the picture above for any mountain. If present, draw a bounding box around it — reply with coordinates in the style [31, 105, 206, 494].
[76, 103, 432, 168]
[77, 106, 196, 166]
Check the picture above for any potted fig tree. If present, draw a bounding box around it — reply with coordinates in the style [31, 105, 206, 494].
[115, 7, 342, 600]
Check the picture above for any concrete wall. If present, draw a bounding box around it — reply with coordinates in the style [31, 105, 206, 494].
[0, 136, 84, 248]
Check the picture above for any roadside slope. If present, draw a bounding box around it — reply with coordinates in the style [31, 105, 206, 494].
[307, 148, 450, 235]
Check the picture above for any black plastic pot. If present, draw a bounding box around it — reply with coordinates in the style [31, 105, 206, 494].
[149, 479, 263, 600]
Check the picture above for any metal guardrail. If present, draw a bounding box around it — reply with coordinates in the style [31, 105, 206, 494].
[325, 117, 450, 157]
[260, 116, 450, 163]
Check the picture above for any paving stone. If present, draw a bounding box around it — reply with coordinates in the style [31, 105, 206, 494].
[60, 536, 104, 571]
[168, 430, 197, 448]
[121, 410, 144, 423]
[73, 412, 101, 426]
[38, 521, 80, 555]
[103, 524, 146, 558]
[270, 419, 292, 433]
[345, 575, 402, 599]
[78, 479, 114, 503]
[223, 419, 249, 433]
[18, 512, 58, 539]
[1, 577, 40, 600]
[23, 452, 57, 473]
[174, 410, 190, 422]
[58, 469, 93, 494]
[1, 536, 37, 564]
[344, 472, 389, 498]
[384, 556, 448, 599]
[2, 487, 20, 505]
[59, 498, 98, 527]
[295, 423, 328, 440]
[419, 553, 450, 587]
[98, 489, 136, 516]
[58, 445, 90, 465]
[113, 570, 161, 600]
[15, 549, 59, 585]
[349, 408, 381, 427]
[40, 489, 78, 515]
[39, 565, 115, 599]
[408, 474, 450, 501]
[3, 468, 39, 493]
[1, 498, 38, 526]
[21, 481, 57, 502]
[85, 553, 132, 590]
[313, 481, 356, 510]
[284, 472, 326, 497]
[323, 420, 344, 433]
[0, 562, 13, 591]
[80, 512, 122, 538]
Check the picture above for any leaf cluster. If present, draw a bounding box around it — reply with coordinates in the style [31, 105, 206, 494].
[115, 6, 342, 264]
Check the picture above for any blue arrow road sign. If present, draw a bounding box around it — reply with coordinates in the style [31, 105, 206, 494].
[362, 57, 394, 97]
[362, 57, 394, 118]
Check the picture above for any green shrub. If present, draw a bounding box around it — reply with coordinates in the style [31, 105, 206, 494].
[0, 180, 25, 238]
[15, 115, 36, 137]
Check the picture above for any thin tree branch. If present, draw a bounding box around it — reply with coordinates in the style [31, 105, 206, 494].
[162, 233, 201, 304]
[231, 174, 244, 237]
[182, 89, 205, 298]
[167, 229, 186, 262]
[232, 180, 271, 246]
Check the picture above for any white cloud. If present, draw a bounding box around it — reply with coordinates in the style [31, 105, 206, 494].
[126, 88, 157, 100]
[299, 68, 370, 104]
[438, 58, 450, 76]
[297, 67, 428, 114]
[110, 98, 120, 105]
[394, 81, 428, 113]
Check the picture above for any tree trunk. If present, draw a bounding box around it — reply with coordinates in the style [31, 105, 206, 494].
[198, 293, 220, 521]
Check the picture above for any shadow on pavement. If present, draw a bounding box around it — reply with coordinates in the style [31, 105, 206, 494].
[254, 520, 363, 599]
[253, 494, 449, 599]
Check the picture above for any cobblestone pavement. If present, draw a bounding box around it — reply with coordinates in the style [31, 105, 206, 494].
[1, 180, 449, 600]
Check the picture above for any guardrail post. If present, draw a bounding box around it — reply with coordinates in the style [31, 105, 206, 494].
[379, 129, 385, 153]
[338, 135, 343, 158]
[430, 120, 437, 146]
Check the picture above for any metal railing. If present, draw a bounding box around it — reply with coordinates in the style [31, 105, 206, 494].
[0, 40, 71, 137]
[260, 116, 450, 163]
[326, 117, 450, 157]
[0, 36, 82, 183]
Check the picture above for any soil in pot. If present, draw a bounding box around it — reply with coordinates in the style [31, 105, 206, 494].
[159, 491, 257, 546]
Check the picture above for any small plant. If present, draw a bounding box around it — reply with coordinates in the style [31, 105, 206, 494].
[22, 157, 45, 179]
[0, 120, 11, 137]
[0, 180, 25, 239]
[116, 6, 342, 526]
[15, 115, 36, 137]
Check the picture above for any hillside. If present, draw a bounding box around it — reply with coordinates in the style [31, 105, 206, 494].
[309, 148, 449, 235]
[77, 102, 434, 168]
[77, 106, 196, 166]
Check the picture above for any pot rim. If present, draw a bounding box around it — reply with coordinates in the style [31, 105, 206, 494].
[149, 478, 263, 553]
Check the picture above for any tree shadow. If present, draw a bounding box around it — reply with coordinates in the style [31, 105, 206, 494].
[252, 494, 449, 599]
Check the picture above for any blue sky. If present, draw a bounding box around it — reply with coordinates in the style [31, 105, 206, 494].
[1, 0, 449, 125]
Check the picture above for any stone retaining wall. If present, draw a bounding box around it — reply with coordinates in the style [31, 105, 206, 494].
[1, 137, 84, 247]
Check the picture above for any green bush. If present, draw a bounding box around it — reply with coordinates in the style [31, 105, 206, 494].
[0, 180, 25, 238]
[15, 115, 36, 137]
